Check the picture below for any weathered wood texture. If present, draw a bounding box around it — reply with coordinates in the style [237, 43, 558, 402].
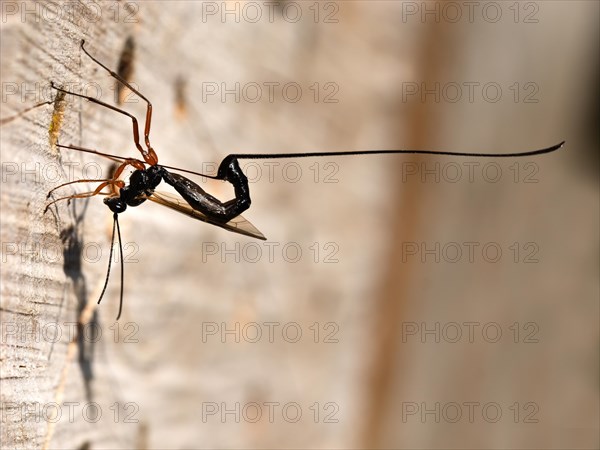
[1, 1, 598, 449]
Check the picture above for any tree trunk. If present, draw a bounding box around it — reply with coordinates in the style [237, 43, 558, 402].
[1, 1, 597, 449]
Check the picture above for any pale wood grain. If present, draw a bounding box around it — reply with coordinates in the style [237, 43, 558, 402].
[1, 2, 597, 449]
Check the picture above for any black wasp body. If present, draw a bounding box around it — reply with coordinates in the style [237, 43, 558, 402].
[105, 156, 251, 223]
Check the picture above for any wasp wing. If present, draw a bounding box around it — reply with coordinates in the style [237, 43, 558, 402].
[147, 191, 266, 241]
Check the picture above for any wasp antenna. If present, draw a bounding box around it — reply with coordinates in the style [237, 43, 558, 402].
[97, 213, 117, 307]
[114, 214, 125, 321]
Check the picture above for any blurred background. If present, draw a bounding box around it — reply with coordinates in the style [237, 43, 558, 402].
[1, 1, 598, 448]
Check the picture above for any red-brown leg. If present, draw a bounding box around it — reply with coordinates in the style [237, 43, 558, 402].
[44, 181, 119, 212]
[51, 82, 152, 163]
[80, 40, 158, 165]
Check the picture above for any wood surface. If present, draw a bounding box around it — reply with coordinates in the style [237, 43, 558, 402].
[0, 1, 597, 449]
